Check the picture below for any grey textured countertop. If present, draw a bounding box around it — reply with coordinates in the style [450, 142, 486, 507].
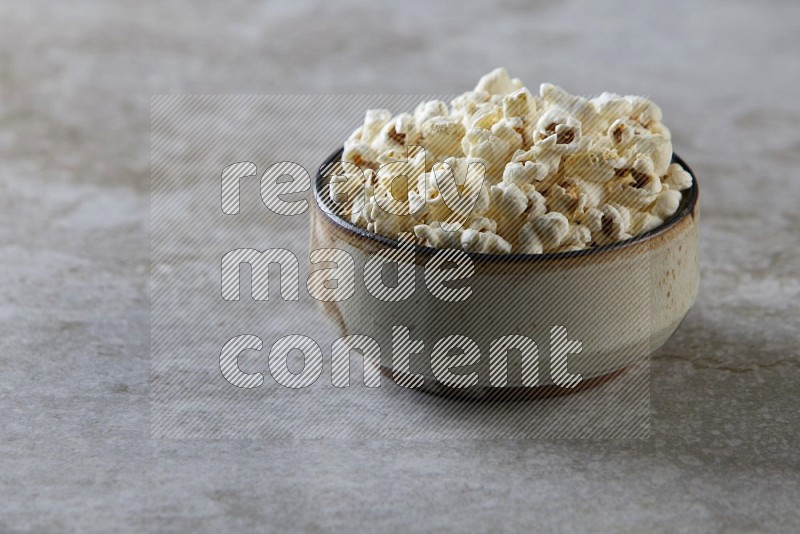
[2, 0, 799, 531]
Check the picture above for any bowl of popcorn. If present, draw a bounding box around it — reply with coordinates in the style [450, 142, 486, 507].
[311, 68, 698, 398]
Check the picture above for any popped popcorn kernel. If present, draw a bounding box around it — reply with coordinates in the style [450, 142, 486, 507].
[474, 67, 523, 96]
[336, 69, 692, 254]
[665, 162, 693, 191]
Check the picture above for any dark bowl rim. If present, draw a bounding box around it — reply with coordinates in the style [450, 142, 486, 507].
[313, 147, 698, 262]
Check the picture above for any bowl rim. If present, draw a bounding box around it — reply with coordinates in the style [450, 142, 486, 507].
[313, 147, 698, 263]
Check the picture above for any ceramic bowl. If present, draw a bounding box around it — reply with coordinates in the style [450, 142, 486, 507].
[310, 149, 699, 398]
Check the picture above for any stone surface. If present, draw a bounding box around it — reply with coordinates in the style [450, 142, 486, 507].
[1, 0, 799, 531]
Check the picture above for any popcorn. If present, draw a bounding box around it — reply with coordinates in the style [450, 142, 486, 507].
[607, 118, 639, 147]
[342, 142, 377, 170]
[337, 69, 692, 254]
[451, 91, 490, 125]
[356, 189, 414, 237]
[630, 134, 672, 177]
[486, 182, 530, 238]
[377, 152, 425, 191]
[407, 156, 490, 232]
[665, 162, 693, 191]
[591, 93, 634, 131]
[414, 219, 512, 255]
[432, 157, 490, 225]
[562, 223, 592, 249]
[469, 103, 503, 130]
[461, 127, 513, 180]
[631, 211, 664, 234]
[474, 67, 523, 96]
[652, 189, 683, 219]
[520, 184, 548, 219]
[627, 95, 663, 128]
[327, 162, 366, 213]
[460, 228, 513, 254]
[585, 204, 632, 245]
[419, 116, 466, 162]
[374, 113, 421, 151]
[468, 216, 498, 233]
[503, 87, 538, 121]
[517, 222, 544, 254]
[491, 120, 524, 153]
[540, 83, 598, 129]
[547, 178, 595, 219]
[524, 212, 571, 251]
[413, 172, 451, 222]
[363, 109, 393, 142]
[532, 107, 582, 153]
[561, 149, 618, 184]
[413, 222, 461, 249]
[414, 100, 449, 129]
[502, 160, 547, 186]
[512, 136, 563, 190]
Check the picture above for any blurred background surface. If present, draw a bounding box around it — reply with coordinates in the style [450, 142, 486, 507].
[1, 0, 799, 531]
